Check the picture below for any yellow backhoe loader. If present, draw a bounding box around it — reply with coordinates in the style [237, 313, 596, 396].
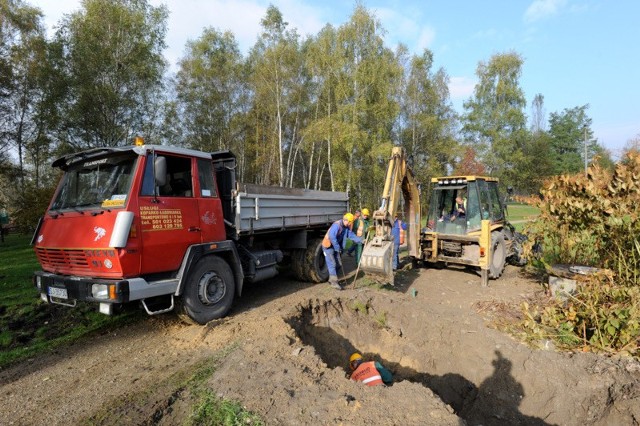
[361, 148, 526, 286]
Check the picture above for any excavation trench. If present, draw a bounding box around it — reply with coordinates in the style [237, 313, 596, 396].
[287, 298, 640, 426]
[287, 299, 477, 419]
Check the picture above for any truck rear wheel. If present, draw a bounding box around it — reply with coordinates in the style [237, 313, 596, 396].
[489, 232, 506, 279]
[178, 256, 235, 325]
[291, 248, 308, 281]
[304, 238, 329, 283]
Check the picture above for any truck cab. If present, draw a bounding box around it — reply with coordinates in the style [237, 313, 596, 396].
[33, 144, 227, 314]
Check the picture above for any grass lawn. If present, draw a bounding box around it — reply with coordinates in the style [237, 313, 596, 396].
[506, 203, 540, 232]
[0, 233, 142, 369]
[506, 203, 540, 222]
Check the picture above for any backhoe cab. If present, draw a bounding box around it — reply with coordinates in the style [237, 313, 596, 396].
[422, 176, 526, 284]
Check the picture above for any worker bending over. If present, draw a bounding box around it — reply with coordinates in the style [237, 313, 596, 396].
[322, 213, 362, 290]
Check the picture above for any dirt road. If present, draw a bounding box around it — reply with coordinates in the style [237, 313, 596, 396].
[1, 258, 640, 425]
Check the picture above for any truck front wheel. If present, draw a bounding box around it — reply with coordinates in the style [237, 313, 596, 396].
[178, 256, 235, 325]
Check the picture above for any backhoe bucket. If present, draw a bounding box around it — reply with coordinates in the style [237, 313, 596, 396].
[360, 237, 395, 286]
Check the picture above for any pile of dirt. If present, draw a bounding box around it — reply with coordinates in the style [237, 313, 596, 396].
[1, 262, 640, 425]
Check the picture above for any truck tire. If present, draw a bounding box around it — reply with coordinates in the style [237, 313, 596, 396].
[290, 248, 308, 281]
[489, 232, 506, 279]
[304, 238, 329, 283]
[178, 255, 235, 325]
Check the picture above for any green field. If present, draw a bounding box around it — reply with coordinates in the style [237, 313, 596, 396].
[0, 233, 142, 368]
[506, 203, 540, 222]
[505, 203, 539, 231]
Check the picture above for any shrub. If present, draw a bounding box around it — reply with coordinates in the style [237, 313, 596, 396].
[519, 152, 640, 355]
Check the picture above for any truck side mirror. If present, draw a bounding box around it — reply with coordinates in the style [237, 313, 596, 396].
[154, 156, 167, 186]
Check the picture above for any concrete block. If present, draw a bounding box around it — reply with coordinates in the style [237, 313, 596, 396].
[548, 275, 576, 301]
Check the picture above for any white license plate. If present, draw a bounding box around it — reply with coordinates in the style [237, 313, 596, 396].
[48, 287, 68, 299]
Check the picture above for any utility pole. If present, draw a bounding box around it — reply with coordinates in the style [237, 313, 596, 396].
[584, 126, 588, 176]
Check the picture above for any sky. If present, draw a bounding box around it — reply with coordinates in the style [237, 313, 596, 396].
[30, 0, 640, 158]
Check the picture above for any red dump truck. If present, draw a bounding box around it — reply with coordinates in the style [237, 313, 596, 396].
[32, 143, 348, 324]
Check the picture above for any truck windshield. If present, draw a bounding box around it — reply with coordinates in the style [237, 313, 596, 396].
[50, 154, 138, 211]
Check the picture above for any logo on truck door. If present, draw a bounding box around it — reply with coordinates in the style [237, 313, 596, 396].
[201, 211, 216, 225]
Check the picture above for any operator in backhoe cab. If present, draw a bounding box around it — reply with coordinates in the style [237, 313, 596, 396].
[439, 193, 466, 223]
[451, 195, 466, 220]
[322, 213, 362, 290]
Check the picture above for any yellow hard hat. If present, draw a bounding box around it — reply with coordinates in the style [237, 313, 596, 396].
[362, 208, 370, 216]
[343, 213, 354, 223]
[349, 352, 363, 370]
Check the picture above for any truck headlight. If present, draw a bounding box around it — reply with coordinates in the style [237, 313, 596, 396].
[35, 275, 42, 290]
[92, 284, 109, 299]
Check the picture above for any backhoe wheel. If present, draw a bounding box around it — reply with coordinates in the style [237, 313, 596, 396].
[304, 238, 329, 283]
[489, 232, 506, 279]
[507, 232, 528, 266]
[178, 256, 235, 325]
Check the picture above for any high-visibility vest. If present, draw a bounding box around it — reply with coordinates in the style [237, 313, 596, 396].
[322, 220, 342, 248]
[356, 219, 364, 237]
[350, 361, 383, 386]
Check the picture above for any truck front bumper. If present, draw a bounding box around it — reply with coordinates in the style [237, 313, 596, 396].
[33, 271, 179, 310]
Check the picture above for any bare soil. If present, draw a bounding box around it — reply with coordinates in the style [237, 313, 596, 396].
[2, 256, 640, 425]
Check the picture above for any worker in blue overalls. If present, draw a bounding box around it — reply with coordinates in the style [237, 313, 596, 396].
[322, 213, 362, 290]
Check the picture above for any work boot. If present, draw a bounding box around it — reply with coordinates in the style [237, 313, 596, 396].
[329, 275, 342, 290]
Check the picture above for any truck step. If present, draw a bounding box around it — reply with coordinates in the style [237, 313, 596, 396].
[141, 295, 175, 315]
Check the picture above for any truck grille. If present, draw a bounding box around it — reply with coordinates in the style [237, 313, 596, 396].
[36, 247, 90, 274]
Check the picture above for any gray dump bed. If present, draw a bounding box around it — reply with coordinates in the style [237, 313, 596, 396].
[232, 183, 348, 236]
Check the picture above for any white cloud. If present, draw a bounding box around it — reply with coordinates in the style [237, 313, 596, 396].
[372, 6, 436, 53]
[472, 28, 498, 40]
[524, 0, 567, 23]
[415, 27, 436, 52]
[30, 0, 329, 70]
[163, 0, 330, 68]
[449, 76, 476, 101]
[32, 0, 81, 35]
[162, 0, 264, 65]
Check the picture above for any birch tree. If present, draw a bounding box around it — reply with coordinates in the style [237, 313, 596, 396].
[53, 0, 168, 148]
[462, 52, 527, 186]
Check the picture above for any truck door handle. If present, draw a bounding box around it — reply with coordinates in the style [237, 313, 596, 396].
[188, 226, 201, 232]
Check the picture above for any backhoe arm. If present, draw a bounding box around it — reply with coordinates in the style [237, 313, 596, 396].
[362, 146, 421, 284]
